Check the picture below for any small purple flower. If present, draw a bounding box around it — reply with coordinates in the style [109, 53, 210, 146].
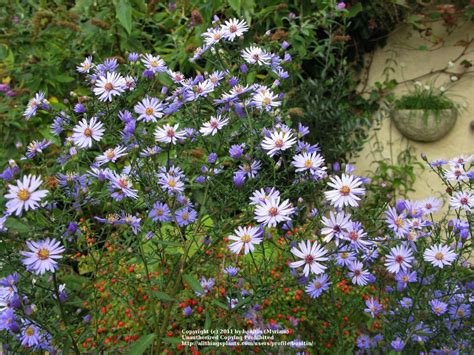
[183, 306, 193, 316]
[224, 266, 240, 277]
[449, 304, 470, 319]
[281, 41, 290, 50]
[336, 2, 346, 10]
[0, 308, 19, 333]
[429, 299, 448, 315]
[228, 77, 238, 87]
[128, 52, 139, 62]
[364, 297, 382, 318]
[20, 324, 41, 347]
[305, 274, 331, 298]
[240, 64, 248, 73]
[233, 172, 246, 187]
[175, 207, 197, 227]
[74, 103, 86, 113]
[149, 202, 172, 222]
[356, 334, 371, 349]
[229, 144, 245, 159]
[208, 153, 217, 164]
[143, 69, 155, 79]
[391, 338, 405, 351]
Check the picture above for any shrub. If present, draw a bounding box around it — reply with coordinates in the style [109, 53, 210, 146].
[0, 17, 472, 354]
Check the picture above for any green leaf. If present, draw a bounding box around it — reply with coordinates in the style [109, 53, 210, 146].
[127, 333, 155, 355]
[5, 218, 31, 233]
[115, 0, 133, 35]
[213, 300, 229, 310]
[72, 0, 94, 14]
[347, 3, 363, 18]
[54, 74, 75, 83]
[155, 291, 174, 302]
[162, 337, 182, 344]
[183, 274, 204, 294]
[228, 0, 241, 14]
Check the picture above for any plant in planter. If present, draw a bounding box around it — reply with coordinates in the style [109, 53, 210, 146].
[392, 82, 460, 142]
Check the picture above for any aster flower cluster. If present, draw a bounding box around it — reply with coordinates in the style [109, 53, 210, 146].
[0, 17, 472, 354]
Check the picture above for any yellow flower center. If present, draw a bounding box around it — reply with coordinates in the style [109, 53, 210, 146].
[145, 107, 154, 115]
[241, 234, 251, 243]
[313, 281, 322, 289]
[274, 139, 284, 148]
[17, 188, 31, 201]
[150, 60, 158, 67]
[435, 252, 444, 261]
[304, 160, 313, 168]
[263, 97, 271, 105]
[106, 149, 115, 159]
[340, 185, 351, 196]
[25, 327, 35, 336]
[83, 128, 93, 137]
[168, 179, 176, 188]
[37, 248, 50, 260]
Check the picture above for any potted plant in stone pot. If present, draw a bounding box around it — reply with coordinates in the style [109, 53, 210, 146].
[392, 82, 460, 142]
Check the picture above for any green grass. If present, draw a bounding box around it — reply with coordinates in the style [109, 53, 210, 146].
[396, 93, 456, 111]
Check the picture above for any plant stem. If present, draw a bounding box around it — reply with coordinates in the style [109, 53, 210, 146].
[52, 273, 80, 354]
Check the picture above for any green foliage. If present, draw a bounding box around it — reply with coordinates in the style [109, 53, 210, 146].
[396, 91, 456, 111]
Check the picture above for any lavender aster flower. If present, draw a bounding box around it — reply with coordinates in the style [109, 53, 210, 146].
[20, 238, 65, 275]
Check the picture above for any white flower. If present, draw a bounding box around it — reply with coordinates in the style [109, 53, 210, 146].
[261, 131, 297, 157]
[202, 27, 226, 46]
[95, 146, 128, 166]
[71, 117, 105, 149]
[321, 211, 351, 243]
[141, 54, 166, 73]
[423, 244, 457, 268]
[249, 188, 280, 206]
[292, 152, 325, 174]
[124, 76, 137, 90]
[134, 97, 164, 122]
[252, 89, 281, 111]
[348, 261, 370, 286]
[4, 175, 48, 216]
[76, 56, 93, 73]
[23, 91, 47, 119]
[241, 46, 272, 65]
[93, 72, 126, 102]
[168, 70, 185, 83]
[289, 240, 328, 277]
[154, 124, 187, 145]
[158, 173, 185, 194]
[444, 164, 468, 181]
[228, 226, 262, 254]
[254, 196, 295, 227]
[384, 245, 414, 274]
[324, 174, 366, 209]
[222, 18, 249, 41]
[199, 115, 229, 136]
[449, 191, 473, 211]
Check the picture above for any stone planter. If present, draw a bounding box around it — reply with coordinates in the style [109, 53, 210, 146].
[391, 109, 457, 142]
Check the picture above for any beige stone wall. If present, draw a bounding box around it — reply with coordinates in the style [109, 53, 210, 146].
[354, 20, 474, 205]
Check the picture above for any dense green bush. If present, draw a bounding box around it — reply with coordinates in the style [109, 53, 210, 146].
[0, 0, 410, 164]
